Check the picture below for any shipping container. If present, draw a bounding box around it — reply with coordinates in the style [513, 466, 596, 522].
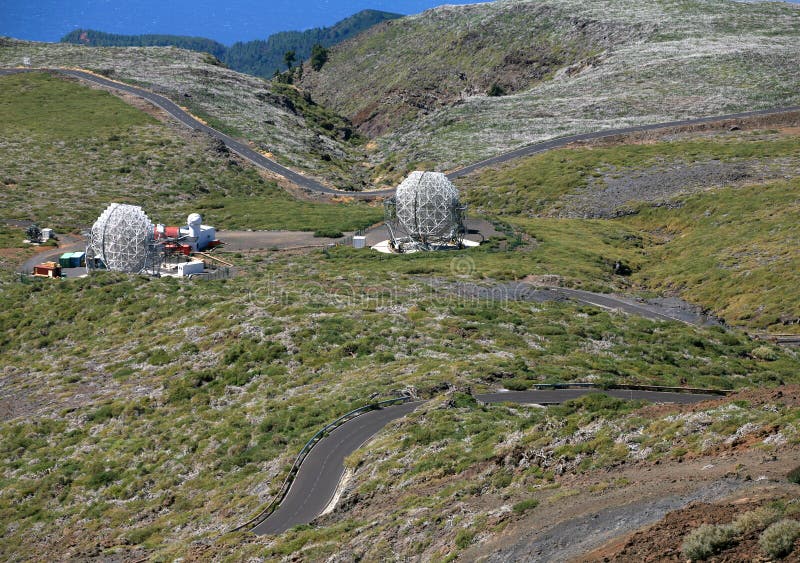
[71, 252, 86, 267]
[59, 253, 72, 268]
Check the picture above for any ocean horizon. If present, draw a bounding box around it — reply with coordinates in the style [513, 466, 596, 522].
[0, 0, 489, 46]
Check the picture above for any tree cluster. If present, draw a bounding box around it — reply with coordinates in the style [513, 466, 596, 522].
[63, 10, 400, 79]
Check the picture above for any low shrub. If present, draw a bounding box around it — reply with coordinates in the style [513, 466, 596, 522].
[314, 229, 343, 239]
[787, 464, 800, 485]
[732, 506, 781, 535]
[512, 498, 539, 514]
[455, 528, 475, 549]
[487, 83, 506, 97]
[759, 519, 800, 559]
[682, 523, 734, 560]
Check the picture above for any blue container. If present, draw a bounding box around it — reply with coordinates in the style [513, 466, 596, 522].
[71, 252, 86, 268]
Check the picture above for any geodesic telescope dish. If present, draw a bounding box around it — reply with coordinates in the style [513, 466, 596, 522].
[86, 203, 159, 273]
[384, 171, 466, 252]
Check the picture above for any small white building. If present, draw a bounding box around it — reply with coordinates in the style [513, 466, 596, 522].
[181, 213, 216, 252]
[176, 260, 205, 277]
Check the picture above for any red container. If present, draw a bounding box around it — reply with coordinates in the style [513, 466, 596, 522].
[165, 226, 181, 239]
[179, 244, 192, 256]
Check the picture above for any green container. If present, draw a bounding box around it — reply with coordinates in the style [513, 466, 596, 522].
[59, 253, 72, 268]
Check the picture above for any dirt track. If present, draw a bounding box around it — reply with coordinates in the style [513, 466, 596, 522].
[466, 387, 800, 562]
[468, 440, 799, 562]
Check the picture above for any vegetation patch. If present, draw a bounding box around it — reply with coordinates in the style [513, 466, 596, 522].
[0, 72, 381, 232]
[457, 130, 800, 332]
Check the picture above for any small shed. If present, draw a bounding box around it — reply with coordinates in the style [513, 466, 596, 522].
[33, 262, 61, 278]
[177, 261, 204, 277]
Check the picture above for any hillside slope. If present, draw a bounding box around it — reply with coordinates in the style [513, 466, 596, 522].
[0, 38, 372, 189]
[60, 29, 228, 59]
[456, 114, 800, 333]
[1, 78, 800, 560]
[61, 10, 402, 79]
[0, 72, 381, 232]
[300, 0, 800, 182]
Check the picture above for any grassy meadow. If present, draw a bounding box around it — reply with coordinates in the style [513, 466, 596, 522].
[0, 72, 382, 234]
[456, 128, 800, 333]
[1, 243, 798, 558]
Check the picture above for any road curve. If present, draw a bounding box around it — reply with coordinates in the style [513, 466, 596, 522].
[446, 105, 800, 179]
[2, 68, 799, 195]
[549, 287, 693, 324]
[253, 400, 421, 535]
[0, 67, 387, 197]
[253, 388, 719, 535]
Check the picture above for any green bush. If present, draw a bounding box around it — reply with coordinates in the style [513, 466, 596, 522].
[455, 528, 475, 549]
[87, 467, 120, 489]
[681, 524, 734, 560]
[487, 83, 506, 97]
[148, 347, 171, 365]
[512, 498, 539, 514]
[314, 229, 344, 239]
[787, 464, 800, 485]
[732, 506, 781, 535]
[759, 519, 800, 559]
[751, 345, 779, 361]
[451, 392, 477, 409]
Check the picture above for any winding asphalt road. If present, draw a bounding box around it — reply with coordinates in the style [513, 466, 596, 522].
[1, 67, 777, 535]
[252, 400, 422, 535]
[446, 105, 800, 179]
[2, 68, 799, 196]
[0, 67, 368, 196]
[252, 388, 720, 535]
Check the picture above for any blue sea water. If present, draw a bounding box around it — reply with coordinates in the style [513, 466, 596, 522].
[0, 0, 489, 45]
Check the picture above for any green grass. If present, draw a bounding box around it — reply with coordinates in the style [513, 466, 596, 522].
[0, 225, 26, 248]
[457, 132, 800, 332]
[0, 71, 153, 137]
[624, 179, 800, 332]
[1, 244, 799, 559]
[0, 72, 382, 233]
[460, 136, 800, 217]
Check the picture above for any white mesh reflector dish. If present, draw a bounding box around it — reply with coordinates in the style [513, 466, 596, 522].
[86, 203, 157, 273]
[396, 171, 461, 240]
[384, 171, 466, 252]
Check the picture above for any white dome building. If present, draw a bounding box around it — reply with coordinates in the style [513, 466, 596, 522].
[384, 171, 466, 252]
[86, 203, 158, 273]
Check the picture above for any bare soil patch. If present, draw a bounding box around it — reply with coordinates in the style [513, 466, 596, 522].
[580, 489, 800, 562]
[557, 157, 798, 219]
[465, 388, 800, 562]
